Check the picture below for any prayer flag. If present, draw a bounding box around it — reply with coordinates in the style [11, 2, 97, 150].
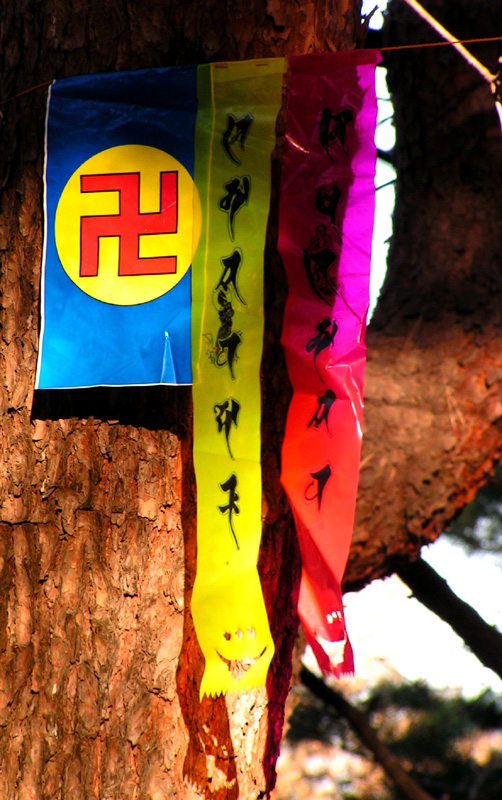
[191, 59, 284, 697]
[278, 50, 380, 677]
[37, 67, 199, 388]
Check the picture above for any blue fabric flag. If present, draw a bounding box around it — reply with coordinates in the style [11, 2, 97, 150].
[37, 66, 198, 388]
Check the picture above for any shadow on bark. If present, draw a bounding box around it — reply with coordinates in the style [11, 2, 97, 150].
[31, 384, 190, 434]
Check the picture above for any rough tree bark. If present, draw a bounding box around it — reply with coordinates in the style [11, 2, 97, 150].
[0, 2, 367, 798]
[348, 0, 502, 589]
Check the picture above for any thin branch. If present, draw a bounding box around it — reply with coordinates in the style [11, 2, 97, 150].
[397, 556, 502, 681]
[402, 0, 497, 84]
[300, 667, 436, 800]
[377, 113, 394, 125]
[402, 0, 502, 130]
[377, 147, 395, 165]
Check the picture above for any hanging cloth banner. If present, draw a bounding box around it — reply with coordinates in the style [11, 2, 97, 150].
[37, 54, 378, 697]
[36, 67, 200, 388]
[191, 59, 284, 697]
[278, 50, 380, 676]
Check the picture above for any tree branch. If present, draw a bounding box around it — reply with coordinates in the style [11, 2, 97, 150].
[377, 147, 395, 165]
[300, 667, 436, 800]
[397, 556, 502, 681]
[402, 0, 498, 84]
[402, 0, 502, 131]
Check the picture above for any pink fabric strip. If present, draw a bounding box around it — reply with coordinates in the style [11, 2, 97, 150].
[278, 50, 380, 676]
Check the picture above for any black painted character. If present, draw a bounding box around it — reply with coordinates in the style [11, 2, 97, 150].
[307, 389, 336, 431]
[214, 249, 245, 378]
[303, 224, 339, 305]
[218, 176, 251, 241]
[215, 249, 246, 306]
[214, 398, 240, 459]
[315, 183, 342, 229]
[222, 112, 254, 165]
[319, 108, 354, 161]
[306, 318, 338, 377]
[204, 250, 246, 378]
[219, 473, 240, 549]
[305, 464, 332, 510]
[214, 290, 242, 378]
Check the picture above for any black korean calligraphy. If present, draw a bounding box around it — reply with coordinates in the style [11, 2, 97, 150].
[315, 184, 341, 229]
[214, 296, 241, 378]
[307, 389, 336, 431]
[303, 224, 339, 305]
[306, 318, 338, 376]
[305, 464, 332, 510]
[221, 113, 254, 165]
[204, 249, 246, 378]
[214, 398, 240, 459]
[218, 176, 251, 241]
[218, 473, 240, 549]
[214, 248, 247, 306]
[319, 108, 354, 161]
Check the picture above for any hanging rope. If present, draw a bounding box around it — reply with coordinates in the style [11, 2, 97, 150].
[1, 25, 501, 111]
[0, 80, 52, 108]
[380, 36, 502, 54]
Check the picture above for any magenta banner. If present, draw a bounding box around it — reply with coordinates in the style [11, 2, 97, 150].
[278, 50, 380, 676]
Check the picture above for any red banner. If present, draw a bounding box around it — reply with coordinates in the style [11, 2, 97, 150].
[278, 50, 380, 676]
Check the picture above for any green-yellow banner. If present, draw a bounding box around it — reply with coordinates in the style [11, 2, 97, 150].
[191, 59, 284, 697]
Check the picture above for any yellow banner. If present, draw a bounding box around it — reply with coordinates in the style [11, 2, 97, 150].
[191, 59, 284, 697]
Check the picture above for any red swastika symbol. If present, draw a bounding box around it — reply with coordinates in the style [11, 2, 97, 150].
[79, 171, 178, 277]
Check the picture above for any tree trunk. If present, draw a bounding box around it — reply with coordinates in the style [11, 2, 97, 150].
[0, 2, 367, 798]
[347, 0, 502, 590]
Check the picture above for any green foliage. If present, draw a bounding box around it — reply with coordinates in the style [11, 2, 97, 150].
[467, 689, 502, 728]
[286, 687, 347, 745]
[285, 679, 502, 800]
[367, 680, 502, 800]
[447, 464, 502, 558]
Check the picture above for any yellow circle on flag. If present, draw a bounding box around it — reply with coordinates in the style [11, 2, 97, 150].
[54, 144, 201, 305]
